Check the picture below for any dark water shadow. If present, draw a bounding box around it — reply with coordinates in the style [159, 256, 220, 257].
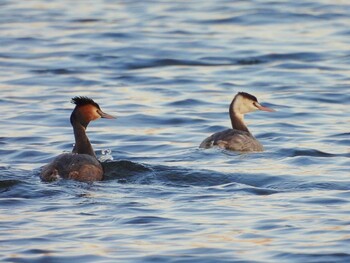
[102, 159, 350, 195]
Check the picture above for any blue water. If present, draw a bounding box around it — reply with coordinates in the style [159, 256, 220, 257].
[1, 0, 350, 262]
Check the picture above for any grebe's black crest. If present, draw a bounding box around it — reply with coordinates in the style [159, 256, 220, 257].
[71, 96, 100, 109]
[238, 92, 258, 102]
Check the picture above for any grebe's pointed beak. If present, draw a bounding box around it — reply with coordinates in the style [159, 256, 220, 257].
[255, 103, 276, 112]
[98, 109, 116, 119]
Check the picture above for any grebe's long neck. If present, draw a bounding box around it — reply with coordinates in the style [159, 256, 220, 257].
[70, 113, 96, 157]
[229, 100, 250, 133]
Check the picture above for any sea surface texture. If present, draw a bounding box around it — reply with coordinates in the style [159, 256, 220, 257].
[1, 1, 350, 262]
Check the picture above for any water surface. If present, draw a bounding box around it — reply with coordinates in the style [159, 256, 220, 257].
[1, 1, 350, 262]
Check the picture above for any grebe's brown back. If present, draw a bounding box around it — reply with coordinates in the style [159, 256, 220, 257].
[40, 96, 115, 182]
[200, 92, 275, 152]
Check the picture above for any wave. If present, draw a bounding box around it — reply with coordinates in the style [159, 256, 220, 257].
[102, 160, 350, 193]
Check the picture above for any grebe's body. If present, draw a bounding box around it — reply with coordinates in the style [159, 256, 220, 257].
[200, 128, 264, 151]
[40, 153, 104, 182]
[200, 92, 274, 152]
[40, 97, 115, 182]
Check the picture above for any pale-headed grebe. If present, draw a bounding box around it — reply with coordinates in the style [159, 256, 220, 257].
[200, 92, 275, 151]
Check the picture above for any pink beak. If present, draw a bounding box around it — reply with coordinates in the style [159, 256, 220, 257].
[255, 103, 275, 112]
[98, 109, 117, 119]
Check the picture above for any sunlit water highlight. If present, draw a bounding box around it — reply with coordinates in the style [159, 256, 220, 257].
[1, 1, 350, 262]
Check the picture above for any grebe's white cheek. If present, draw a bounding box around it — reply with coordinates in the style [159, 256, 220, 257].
[251, 103, 259, 112]
[241, 102, 256, 114]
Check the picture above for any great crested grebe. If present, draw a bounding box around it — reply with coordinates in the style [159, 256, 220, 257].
[200, 92, 275, 152]
[40, 96, 115, 182]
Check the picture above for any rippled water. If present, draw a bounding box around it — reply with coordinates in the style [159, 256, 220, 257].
[1, 0, 350, 262]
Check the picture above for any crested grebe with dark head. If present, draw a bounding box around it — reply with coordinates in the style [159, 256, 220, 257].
[40, 96, 115, 182]
[200, 92, 275, 152]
